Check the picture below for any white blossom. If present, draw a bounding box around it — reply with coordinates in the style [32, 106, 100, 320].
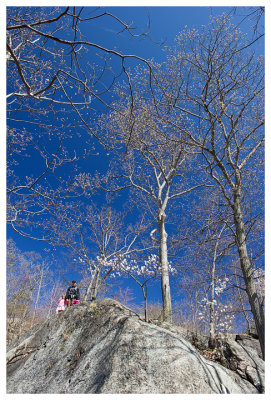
[198, 276, 234, 334]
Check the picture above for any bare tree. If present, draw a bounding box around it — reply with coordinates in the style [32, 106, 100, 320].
[49, 198, 153, 302]
[30, 263, 49, 329]
[161, 15, 264, 357]
[231, 6, 264, 40]
[6, 240, 52, 342]
[6, 6, 155, 240]
[99, 89, 211, 321]
[207, 223, 226, 348]
[116, 254, 162, 322]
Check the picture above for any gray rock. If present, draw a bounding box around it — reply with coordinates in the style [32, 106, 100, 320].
[157, 323, 265, 393]
[157, 321, 209, 349]
[7, 299, 258, 394]
[215, 334, 264, 393]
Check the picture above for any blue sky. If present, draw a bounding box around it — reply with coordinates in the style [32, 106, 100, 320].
[3, 3, 268, 319]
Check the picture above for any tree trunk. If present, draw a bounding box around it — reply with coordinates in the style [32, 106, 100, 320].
[31, 266, 44, 328]
[47, 283, 57, 319]
[209, 224, 225, 349]
[92, 267, 102, 301]
[84, 268, 96, 302]
[209, 265, 216, 349]
[143, 284, 148, 322]
[19, 288, 34, 335]
[84, 269, 101, 302]
[158, 211, 172, 322]
[234, 263, 252, 332]
[234, 171, 265, 359]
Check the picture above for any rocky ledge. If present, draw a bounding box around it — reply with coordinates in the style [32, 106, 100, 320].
[6, 299, 263, 394]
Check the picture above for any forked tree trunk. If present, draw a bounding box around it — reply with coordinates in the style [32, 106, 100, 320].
[84, 265, 102, 302]
[84, 272, 96, 302]
[158, 211, 172, 322]
[234, 171, 265, 359]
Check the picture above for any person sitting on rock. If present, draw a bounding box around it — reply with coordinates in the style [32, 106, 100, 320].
[56, 294, 66, 314]
[65, 280, 80, 307]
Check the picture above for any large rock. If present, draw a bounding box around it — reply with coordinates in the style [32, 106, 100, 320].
[157, 323, 265, 393]
[215, 334, 265, 393]
[6, 299, 258, 394]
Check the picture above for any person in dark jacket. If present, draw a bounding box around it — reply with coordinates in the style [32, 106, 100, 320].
[65, 280, 80, 307]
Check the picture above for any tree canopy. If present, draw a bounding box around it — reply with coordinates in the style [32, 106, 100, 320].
[6, 6, 265, 357]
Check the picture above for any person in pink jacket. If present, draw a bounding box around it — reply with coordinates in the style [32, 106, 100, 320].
[56, 294, 66, 314]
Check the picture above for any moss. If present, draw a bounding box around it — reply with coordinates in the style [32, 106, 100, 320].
[88, 303, 104, 317]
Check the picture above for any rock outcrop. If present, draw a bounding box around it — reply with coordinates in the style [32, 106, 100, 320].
[6, 299, 259, 394]
[156, 322, 264, 392]
[215, 334, 264, 393]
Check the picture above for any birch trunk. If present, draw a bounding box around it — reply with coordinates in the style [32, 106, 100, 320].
[234, 170, 265, 359]
[158, 211, 172, 322]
